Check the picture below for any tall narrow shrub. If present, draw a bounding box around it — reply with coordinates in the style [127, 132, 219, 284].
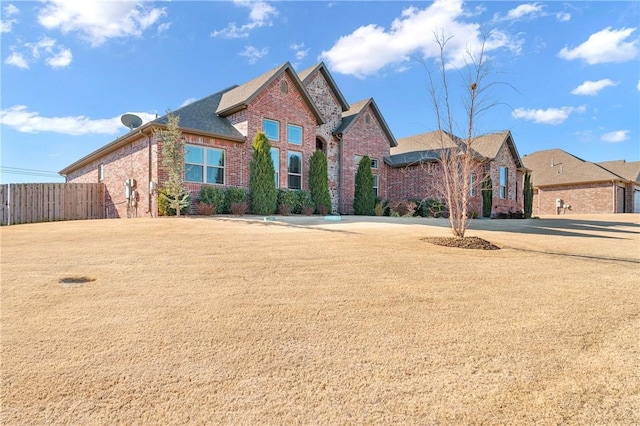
[353, 155, 375, 215]
[249, 132, 277, 215]
[308, 150, 332, 214]
[482, 174, 493, 218]
[523, 172, 533, 218]
[155, 114, 190, 217]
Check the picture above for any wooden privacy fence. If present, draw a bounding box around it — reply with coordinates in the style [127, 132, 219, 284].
[0, 183, 104, 226]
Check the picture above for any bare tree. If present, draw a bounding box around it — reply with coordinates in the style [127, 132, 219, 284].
[426, 31, 498, 238]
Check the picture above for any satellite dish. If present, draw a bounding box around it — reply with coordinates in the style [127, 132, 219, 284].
[121, 113, 143, 130]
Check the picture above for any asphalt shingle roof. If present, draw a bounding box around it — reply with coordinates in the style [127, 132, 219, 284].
[153, 87, 245, 140]
[521, 149, 626, 186]
[597, 160, 640, 183]
[333, 99, 397, 147]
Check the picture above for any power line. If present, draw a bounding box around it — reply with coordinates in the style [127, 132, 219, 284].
[0, 166, 64, 178]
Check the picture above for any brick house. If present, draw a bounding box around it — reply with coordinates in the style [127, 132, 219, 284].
[59, 62, 397, 217]
[522, 149, 640, 215]
[385, 130, 527, 216]
[60, 61, 528, 218]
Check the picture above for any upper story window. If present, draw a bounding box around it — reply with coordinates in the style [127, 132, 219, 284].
[355, 155, 378, 169]
[185, 145, 225, 185]
[263, 119, 279, 141]
[499, 167, 508, 199]
[287, 124, 302, 145]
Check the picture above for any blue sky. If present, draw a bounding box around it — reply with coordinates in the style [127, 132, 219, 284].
[1, 0, 638, 184]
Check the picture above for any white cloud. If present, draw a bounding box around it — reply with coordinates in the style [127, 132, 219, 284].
[157, 22, 171, 35]
[0, 105, 156, 135]
[556, 12, 571, 22]
[558, 27, 639, 64]
[290, 43, 309, 61]
[601, 130, 629, 143]
[212, 0, 277, 39]
[5, 36, 72, 69]
[571, 79, 618, 96]
[47, 48, 72, 68]
[239, 46, 268, 64]
[320, 0, 521, 78]
[512, 105, 586, 125]
[505, 3, 545, 21]
[38, 0, 166, 47]
[1, 3, 19, 32]
[5, 51, 28, 69]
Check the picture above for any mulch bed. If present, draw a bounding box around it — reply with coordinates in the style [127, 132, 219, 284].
[422, 236, 500, 250]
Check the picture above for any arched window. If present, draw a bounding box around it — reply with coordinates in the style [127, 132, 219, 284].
[280, 80, 288, 94]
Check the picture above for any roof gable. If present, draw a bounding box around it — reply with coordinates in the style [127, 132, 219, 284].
[333, 98, 397, 147]
[390, 130, 523, 167]
[216, 62, 325, 124]
[298, 62, 350, 112]
[597, 160, 640, 183]
[522, 149, 625, 186]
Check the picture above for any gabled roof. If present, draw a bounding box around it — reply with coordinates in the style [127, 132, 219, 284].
[387, 130, 524, 168]
[298, 62, 350, 112]
[216, 62, 325, 124]
[597, 160, 640, 183]
[333, 98, 398, 147]
[522, 149, 627, 187]
[59, 87, 246, 176]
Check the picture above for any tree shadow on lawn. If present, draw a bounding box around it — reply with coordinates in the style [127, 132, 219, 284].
[460, 217, 639, 240]
[211, 216, 361, 235]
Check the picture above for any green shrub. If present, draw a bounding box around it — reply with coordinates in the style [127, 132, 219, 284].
[309, 150, 332, 214]
[249, 132, 277, 215]
[482, 175, 493, 218]
[354, 155, 375, 215]
[524, 172, 533, 219]
[409, 197, 429, 217]
[199, 185, 225, 213]
[424, 199, 446, 217]
[277, 189, 300, 213]
[224, 187, 248, 214]
[297, 190, 314, 213]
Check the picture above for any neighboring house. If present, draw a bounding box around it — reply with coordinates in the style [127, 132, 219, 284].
[59, 62, 397, 217]
[522, 149, 640, 215]
[385, 130, 527, 216]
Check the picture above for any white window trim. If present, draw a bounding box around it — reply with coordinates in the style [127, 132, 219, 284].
[287, 151, 303, 190]
[184, 144, 225, 185]
[263, 119, 280, 141]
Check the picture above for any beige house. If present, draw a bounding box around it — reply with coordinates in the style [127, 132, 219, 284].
[522, 149, 640, 215]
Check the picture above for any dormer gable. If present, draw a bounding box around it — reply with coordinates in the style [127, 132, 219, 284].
[333, 98, 397, 147]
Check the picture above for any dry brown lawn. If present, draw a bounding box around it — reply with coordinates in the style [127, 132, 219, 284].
[1, 214, 639, 424]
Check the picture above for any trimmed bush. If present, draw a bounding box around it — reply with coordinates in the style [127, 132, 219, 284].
[230, 201, 248, 216]
[224, 187, 248, 214]
[199, 185, 225, 213]
[524, 172, 533, 219]
[308, 150, 332, 214]
[297, 190, 314, 213]
[195, 201, 216, 216]
[277, 189, 299, 213]
[354, 155, 375, 215]
[249, 132, 277, 215]
[482, 175, 493, 218]
[388, 200, 417, 217]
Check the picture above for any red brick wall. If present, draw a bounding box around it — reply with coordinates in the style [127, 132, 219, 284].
[387, 143, 524, 216]
[340, 106, 393, 214]
[66, 133, 156, 219]
[533, 182, 617, 215]
[228, 72, 319, 192]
